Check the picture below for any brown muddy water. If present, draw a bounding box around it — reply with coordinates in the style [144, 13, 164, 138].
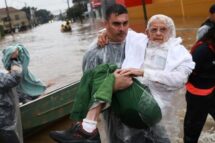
[0, 17, 214, 143]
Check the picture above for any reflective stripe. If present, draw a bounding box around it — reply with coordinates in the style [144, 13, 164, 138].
[186, 82, 215, 96]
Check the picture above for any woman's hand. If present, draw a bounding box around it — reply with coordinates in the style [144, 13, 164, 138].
[97, 31, 109, 47]
[113, 69, 133, 91]
[118, 68, 144, 77]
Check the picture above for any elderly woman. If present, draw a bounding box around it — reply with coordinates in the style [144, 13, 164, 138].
[50, 13, 194, 143]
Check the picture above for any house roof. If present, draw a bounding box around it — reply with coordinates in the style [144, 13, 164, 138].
[0, 7, 19, 15]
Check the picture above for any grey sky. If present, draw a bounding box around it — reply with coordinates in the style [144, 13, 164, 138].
[0, 0, 73, 14]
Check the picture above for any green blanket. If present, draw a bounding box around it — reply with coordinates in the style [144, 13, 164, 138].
[2, 44, 46, 96]
[70, 64, 162, 128]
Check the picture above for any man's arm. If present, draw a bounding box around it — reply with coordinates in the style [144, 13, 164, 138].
[0, 62, 22, 90]
[143, 43, 195, 90]
[82, 49, 101, 72]
[144, 65, 193, 90]
[196, 25, 210, 40]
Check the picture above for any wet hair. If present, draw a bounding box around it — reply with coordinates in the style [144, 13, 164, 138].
[105, 4, 128, 20]
[146, 14, 176, 38]
[201, 26, 215, 47]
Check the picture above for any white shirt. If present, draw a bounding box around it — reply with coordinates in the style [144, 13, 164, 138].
[143, 42, 169, 75]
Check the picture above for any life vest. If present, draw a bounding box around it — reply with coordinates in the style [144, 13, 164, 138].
[186, 82, 215, 96]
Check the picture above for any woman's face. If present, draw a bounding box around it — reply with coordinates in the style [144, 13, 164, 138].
[146, 19, 170, 44]
[11, 49, 19, 59]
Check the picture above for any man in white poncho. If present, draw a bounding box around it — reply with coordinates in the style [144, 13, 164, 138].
[50, 4, 195, 143]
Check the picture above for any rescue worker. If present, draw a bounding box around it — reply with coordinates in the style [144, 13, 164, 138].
[184, 24, 215, 143]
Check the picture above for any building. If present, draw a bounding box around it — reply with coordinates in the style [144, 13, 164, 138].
[0, 7, 30, 33]
[115, 0, 215, 19]
[91, 0, 102, 18]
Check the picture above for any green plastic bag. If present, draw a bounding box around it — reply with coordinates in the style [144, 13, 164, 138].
[112, 79, 162, 128]
[71, 63, 162, 128]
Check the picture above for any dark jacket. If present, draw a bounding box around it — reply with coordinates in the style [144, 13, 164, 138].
[186, 41, 215, 96]
[0, 70, 21, 129]
[201, 19, 215, 28]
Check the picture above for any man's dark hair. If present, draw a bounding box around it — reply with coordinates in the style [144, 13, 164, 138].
[209, 4, 215, 14]
[202, 26, 215, 47]
[105, 4, 128, 20]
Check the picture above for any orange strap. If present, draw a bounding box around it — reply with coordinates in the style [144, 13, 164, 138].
[186, 82, 215, 96]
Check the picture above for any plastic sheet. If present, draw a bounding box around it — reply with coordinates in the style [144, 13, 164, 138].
[82, 39, 126, 71]
[102, 110, 170, 143]
[0, 62, 23, 143]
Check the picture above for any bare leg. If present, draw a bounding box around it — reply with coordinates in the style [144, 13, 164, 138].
[86, 103, 105, 121]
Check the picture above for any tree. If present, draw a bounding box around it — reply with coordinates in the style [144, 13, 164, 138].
[35, 9, 53, 24]
[68, 0, 89, 23]
[21, 7, 37, 21]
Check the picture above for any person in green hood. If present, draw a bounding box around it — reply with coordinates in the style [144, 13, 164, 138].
[2, 44, 52, 104]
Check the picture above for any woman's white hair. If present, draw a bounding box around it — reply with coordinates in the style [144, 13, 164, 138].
[146, 14, 176, 38]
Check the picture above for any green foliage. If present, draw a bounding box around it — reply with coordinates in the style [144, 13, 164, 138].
[21, 7, 37, 21]
[67, 1, 88, 22]
[21, 7, 53, 24]
[35, 9, 54, 24]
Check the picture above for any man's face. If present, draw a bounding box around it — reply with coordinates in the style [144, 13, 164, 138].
[105, 13, 129, 42]
[146, 20, 170, 44]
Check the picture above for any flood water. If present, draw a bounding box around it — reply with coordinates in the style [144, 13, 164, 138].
[0, 17, 214, 143]
[0, 20, 103, 92]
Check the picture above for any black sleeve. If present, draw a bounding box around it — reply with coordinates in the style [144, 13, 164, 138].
[192, 43, 215, 77]
[0, 71, 21, 90]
